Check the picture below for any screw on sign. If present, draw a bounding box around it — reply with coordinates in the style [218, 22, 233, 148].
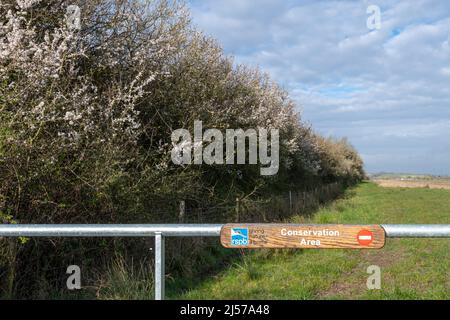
[357, 229, 374, 246]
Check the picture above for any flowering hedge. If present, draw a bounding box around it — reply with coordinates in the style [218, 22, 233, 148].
[0, 0, 365, 298]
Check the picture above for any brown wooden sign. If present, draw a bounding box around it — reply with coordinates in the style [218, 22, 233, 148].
[220, 224, 386, 249]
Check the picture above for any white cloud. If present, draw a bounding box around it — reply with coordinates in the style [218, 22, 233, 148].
[187, 0, 450, 174]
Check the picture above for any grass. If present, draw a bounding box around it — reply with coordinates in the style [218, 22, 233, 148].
[174, 182, 450, 300]
[96, 255, 154, 300]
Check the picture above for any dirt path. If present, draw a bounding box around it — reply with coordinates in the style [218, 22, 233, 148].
[319, 246, 406, 299]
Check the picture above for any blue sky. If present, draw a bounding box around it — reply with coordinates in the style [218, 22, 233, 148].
[186, 0, 450, 175]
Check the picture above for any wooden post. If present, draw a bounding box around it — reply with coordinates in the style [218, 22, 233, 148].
[179, 200, 185, 223]
[289, 190, 292, 215]
[236, 198, 240, 222]
[303, 192, 306, 211]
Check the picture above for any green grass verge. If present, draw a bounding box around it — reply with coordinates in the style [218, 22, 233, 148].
[175, 182, 450, 300]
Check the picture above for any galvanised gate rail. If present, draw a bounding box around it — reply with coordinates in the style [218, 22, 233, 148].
[0, 224, 449, 300]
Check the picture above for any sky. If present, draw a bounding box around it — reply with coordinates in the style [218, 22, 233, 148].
[186, 0, 450, 175]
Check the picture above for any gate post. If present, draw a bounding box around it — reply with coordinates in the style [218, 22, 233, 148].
[154, 232, 165, 300]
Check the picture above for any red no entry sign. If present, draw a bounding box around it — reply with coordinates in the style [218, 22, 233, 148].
[357, 229, 374, 246]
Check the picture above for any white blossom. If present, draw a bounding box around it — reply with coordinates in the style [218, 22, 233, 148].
[16, 0, 41, 10]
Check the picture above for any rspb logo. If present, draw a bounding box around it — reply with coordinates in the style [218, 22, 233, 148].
[231, 228, 249, 246]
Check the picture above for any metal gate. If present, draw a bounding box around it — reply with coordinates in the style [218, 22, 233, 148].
[0, 224, 449, 300]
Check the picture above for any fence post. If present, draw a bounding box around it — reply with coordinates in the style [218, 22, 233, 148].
[303, 192, 306, 211]
[289, 190, 292, 215]
[154, 232, 165, 300]
[236, 198, 240, 222]
[179, 200, 185, 223]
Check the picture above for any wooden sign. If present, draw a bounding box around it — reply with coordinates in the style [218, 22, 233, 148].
[220, 224, 385, 249]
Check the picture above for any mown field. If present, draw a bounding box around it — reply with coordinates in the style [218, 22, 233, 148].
[373, 179, 450, 190]
[172, 182, 449, 300]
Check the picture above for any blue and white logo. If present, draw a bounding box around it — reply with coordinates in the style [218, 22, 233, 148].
[231, 228, 249, 246]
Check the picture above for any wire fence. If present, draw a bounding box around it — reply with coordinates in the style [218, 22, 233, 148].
[175, 182, 344, 223]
